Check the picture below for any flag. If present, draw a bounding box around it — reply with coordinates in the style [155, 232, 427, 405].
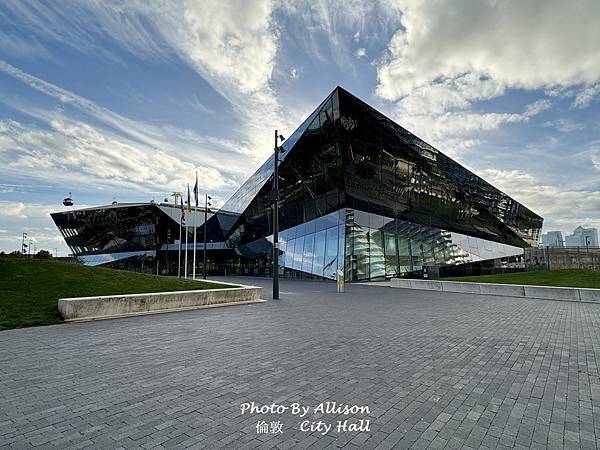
[180, 194, 185, 224]
[187, 184, 192, 212]
[193, 172, 199, 207]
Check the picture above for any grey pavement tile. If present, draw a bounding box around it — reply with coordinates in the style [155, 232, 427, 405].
[3, 278, 600, 448]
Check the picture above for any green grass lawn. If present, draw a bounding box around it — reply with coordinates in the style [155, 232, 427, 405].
[443, 269, 600, 289]
[0, 257, 231, 331]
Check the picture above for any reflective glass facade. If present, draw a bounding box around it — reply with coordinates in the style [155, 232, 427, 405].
[220, 86, 542, 281]
[52, 87, 543, 281]
[345, 208, 524, 281]
[52, 203, 162, 256]
[338, 88, 541, 249]
[278, 209, 345, 279]
[51, 203, 220, 274]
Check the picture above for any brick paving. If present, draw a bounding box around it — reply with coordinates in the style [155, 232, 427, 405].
[2, 277, 600, 449]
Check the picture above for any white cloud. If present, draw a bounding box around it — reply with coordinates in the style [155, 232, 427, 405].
[479, 169, 600, 235]
[179, 0, 277, 95]
[0, 1, 287, 159]
[0, 201, 26, 218]
[524, 99, 552, 118]
[378, 0, 600, 101]
[375, 0, 600, 148]
[279, 0, 401, 69]
[392, 99, 550, 153]
[573, 83, 600, 109]
[542, 119, 585, 133]
[355, 47, 367, 58]
[588, 147, 600, 173]
[0, 116, 234, 195]
[0, 201, 71, 254]
[0, 61, 278, 199]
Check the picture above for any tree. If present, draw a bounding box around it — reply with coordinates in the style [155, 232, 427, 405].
[34, 250, 53, 259]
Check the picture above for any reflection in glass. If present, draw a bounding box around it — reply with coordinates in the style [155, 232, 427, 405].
[313, 230, 326, 276]
[293, 236, 305, 270]
[303, 233, 315, 274]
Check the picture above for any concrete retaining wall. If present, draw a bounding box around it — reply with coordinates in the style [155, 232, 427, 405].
[58, 285, 263, 321]
[390, 278, 600, 303]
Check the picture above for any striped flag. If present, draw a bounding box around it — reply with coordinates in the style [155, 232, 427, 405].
[180, 193, 185, 224]
[193, 172, 199, 207]
[187, 184, 192, 212]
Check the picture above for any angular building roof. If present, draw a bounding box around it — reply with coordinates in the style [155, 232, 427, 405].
[221, 86, 542, 249]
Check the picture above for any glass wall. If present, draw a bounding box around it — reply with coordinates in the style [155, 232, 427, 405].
[278, 209, 345, 279]
[52, 204, 162, 255]
[338, 87, 543, 249]
[219, 92, 332, 217]
[225, 89, 343, 250]
[346, 208, 525, 281]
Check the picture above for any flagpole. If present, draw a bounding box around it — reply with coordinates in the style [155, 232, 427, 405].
[184, 189, 188, 280]
[184, 183, 191, 279]
[177, 193, 182, 278]
[184, 222, 188, 278]
[203, 194, 208, 279]
[192, 172, 198, 280]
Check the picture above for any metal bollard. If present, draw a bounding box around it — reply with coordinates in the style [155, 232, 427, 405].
[336, 269, 345, 293]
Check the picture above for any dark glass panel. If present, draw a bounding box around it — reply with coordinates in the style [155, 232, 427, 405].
[337, 87, 542, 248]
[324, 226, 339, 278]
[332, 90, 340, 122]
[384, 231, 398, 278]
[369, 228, 386, 279]
[302, 233, 315, 274]
[51, 204, 163, 256]
[313, 230, 326, 276]
[293, 236, 304, 270]
[285, 238, 295, 268]
[337, 223, 345, 273]
[305, 217, 317, 235]
[224, 89, 344, 248]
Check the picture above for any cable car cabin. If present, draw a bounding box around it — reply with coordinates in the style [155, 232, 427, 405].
[63, 197, 73, 206]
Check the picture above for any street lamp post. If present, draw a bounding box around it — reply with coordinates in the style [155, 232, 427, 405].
[272, 130, 285, 300]
[203, 194, 211, 279]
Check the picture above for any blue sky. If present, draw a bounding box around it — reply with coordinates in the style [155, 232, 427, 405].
[1, 0, 600, 254]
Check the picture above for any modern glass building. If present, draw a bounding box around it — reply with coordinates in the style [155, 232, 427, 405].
[52, 87, 543, 281]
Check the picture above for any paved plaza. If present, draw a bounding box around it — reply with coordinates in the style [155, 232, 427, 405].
[2, 278, 600, 449]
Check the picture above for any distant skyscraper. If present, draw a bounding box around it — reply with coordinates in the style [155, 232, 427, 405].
[565, 226, 599, 247]
[541, 231, 564, 247]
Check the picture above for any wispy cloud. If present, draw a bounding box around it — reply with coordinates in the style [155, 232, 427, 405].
[542, 119, 586, 133]
[390, 98, 553, 155]
[278, 0, 401, 70]
[0, 60, 268, 195]
[0, 1, 292, 159]
[480, 168, 600, 236]
[0, 117, 232, 195]
[0, 201, 71, 254]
